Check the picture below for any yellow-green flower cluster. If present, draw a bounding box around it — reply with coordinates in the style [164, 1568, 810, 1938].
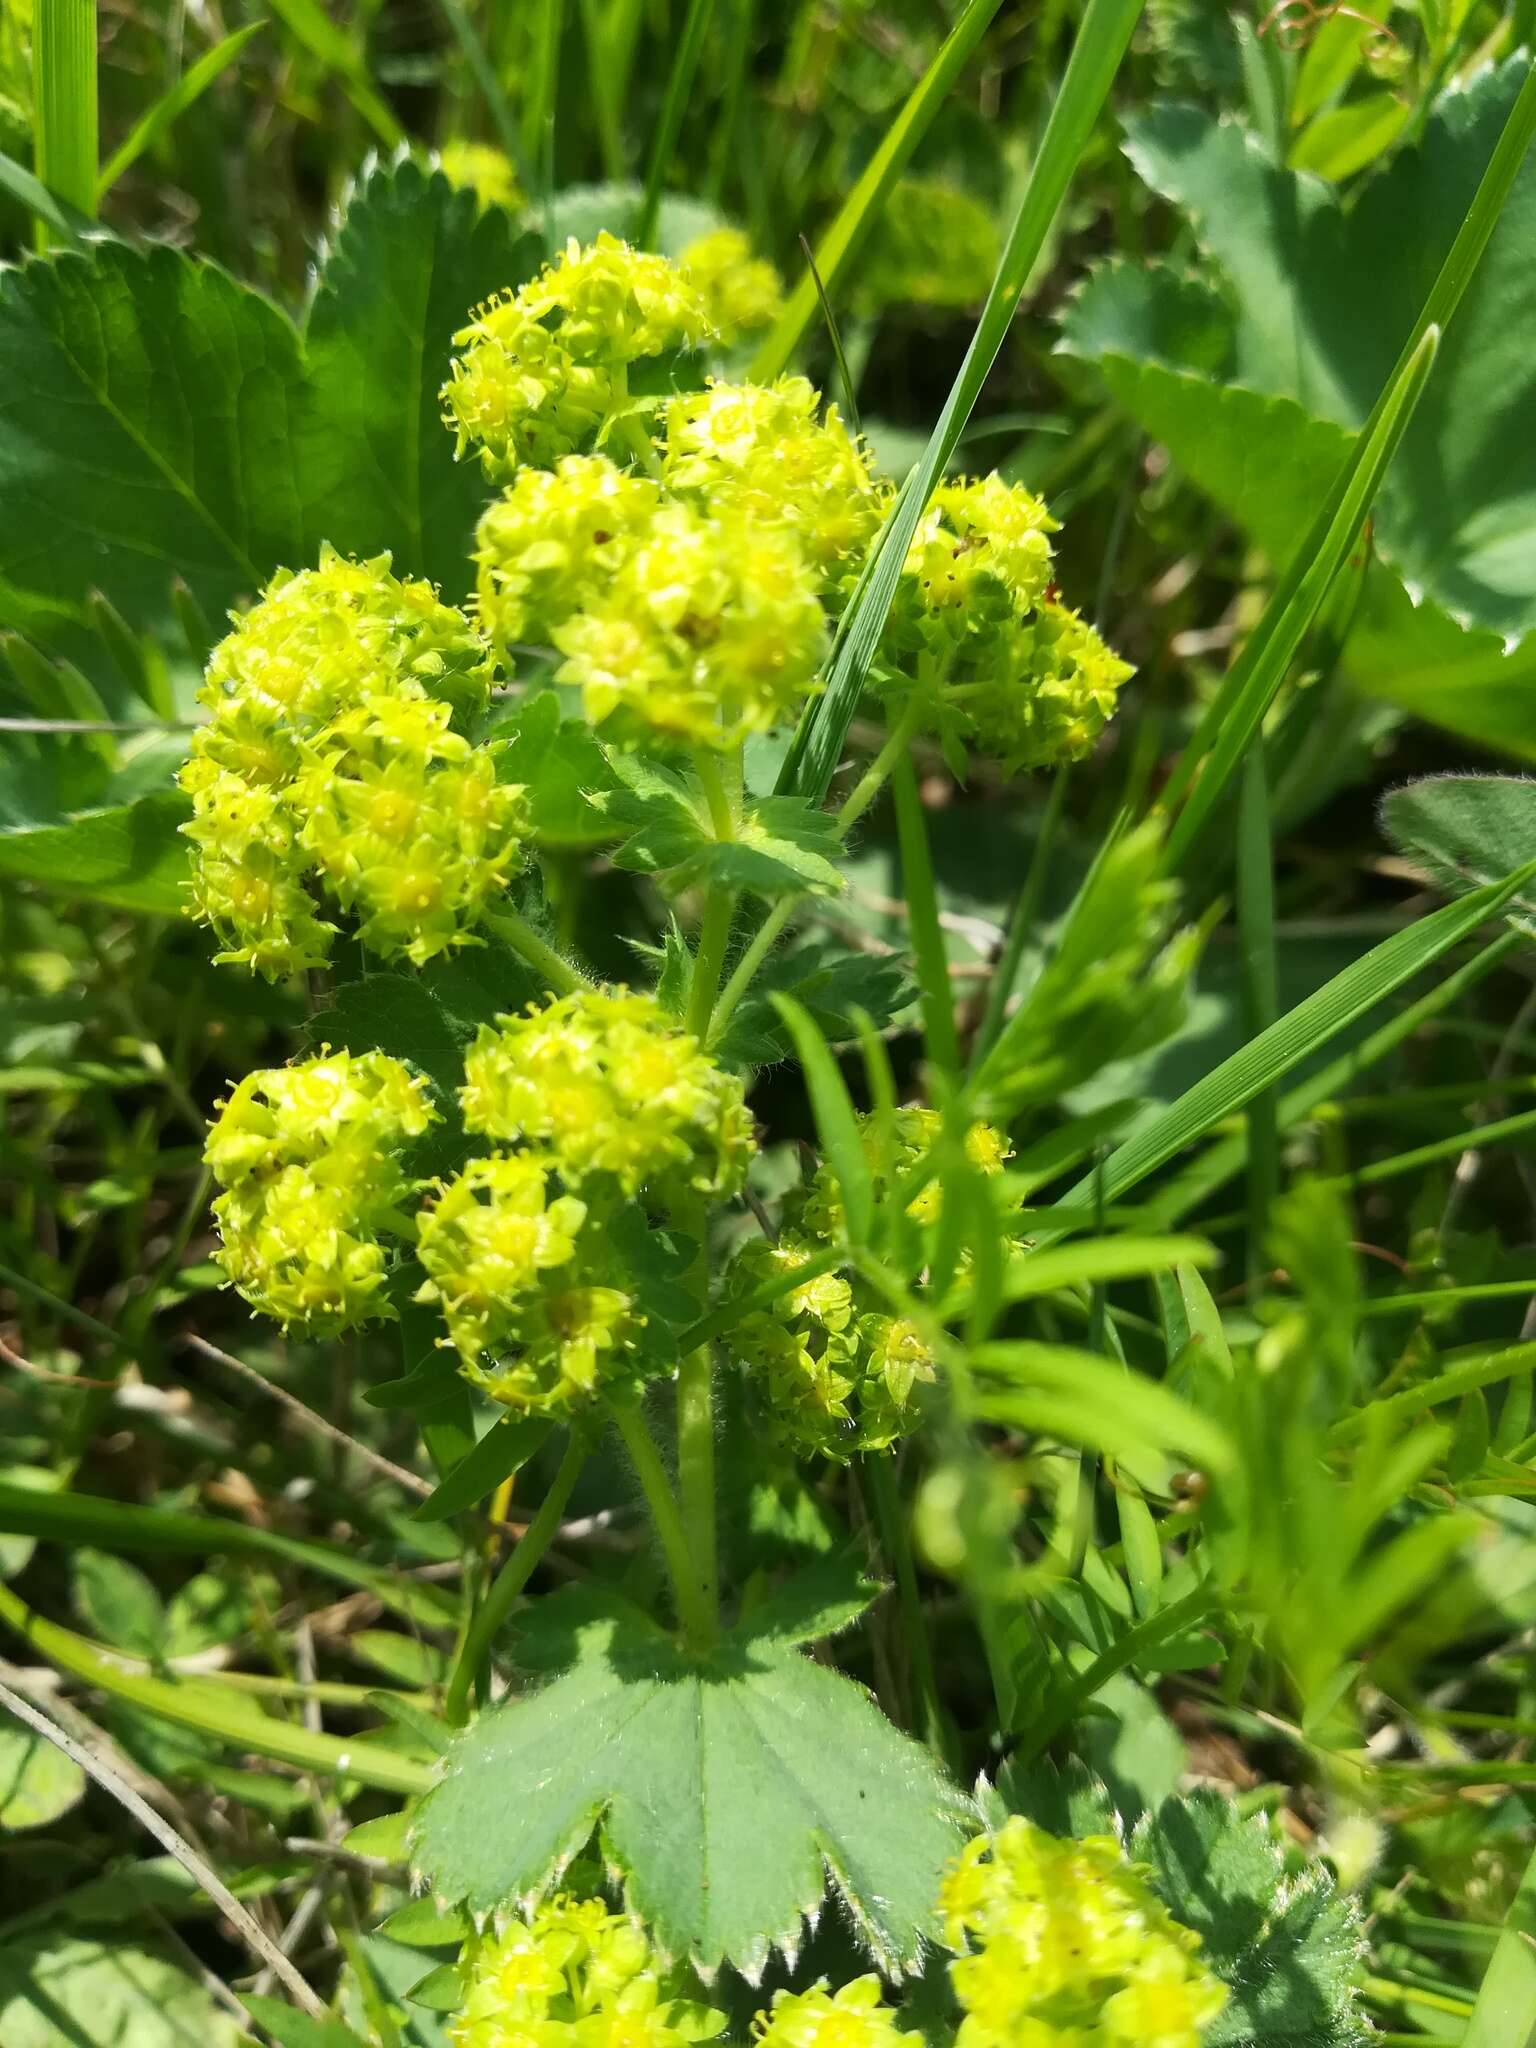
[751, 1975, 914, 2047]
[180, 548, 523, 976]
[732, 1109, 1011, 1460]
[205, 1050, 436, 1334]
[553, 498, 828, 749]
[437, 139, 523, 214]
[418, 989, 753, 1416]
[461, 989, 754, 1199]
[661, 377, 883, 586]
[442, 232, 714, 478]
[450, 1893, 724, 2048]
[939, 1819, 1228, 2048]
[881, 478, 1133, 771]
[414, 1154, 633, 1416]
[474, 454, 664, 648]
[678, 225, 784, 343]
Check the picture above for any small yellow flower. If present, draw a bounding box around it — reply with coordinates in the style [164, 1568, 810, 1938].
[751, 1975, 913, 2047]
[899, 476, 1057, 622]
[450, 1896, 724, 2048]
[949, 599, 1134, 773]
[940, 1820, 1227, 2047]
[442, 234, 712, 478]
[519, 232, 715, 363]
[180, 549, 509, 976]
[661, 377, 881, 585]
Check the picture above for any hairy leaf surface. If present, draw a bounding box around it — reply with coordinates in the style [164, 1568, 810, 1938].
[411, 1586, 968, 1977]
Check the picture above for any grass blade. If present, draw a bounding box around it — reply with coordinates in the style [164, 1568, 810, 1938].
[1162, 326, 1439, 870]
[96, 23, 264, 197]
[267, 0, 404, 149]
[1236, 746, 1279, 1270]
[33, 0, 97, 248]
[749, 0, 1006, 384]
[776, 0, 1145, 806]
[771, 994, 874, 1244]
[1148, 929, 1523, 1227]
[1051, 858, 1536, 1231]
[636, 0, 716, 248]
[0, 1478, 454, 1628]
[1464, 1836, 1536, 2048]
[0, 145, 91, 242]
[432, 0, 533, 204]
[891, 754, 960, 1078]
[521, 0, 566, 205]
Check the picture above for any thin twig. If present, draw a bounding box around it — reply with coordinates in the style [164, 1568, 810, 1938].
[184, 1334, 433, 1500]
[0, 1675, 327, 2020]
[0, 1332, 117, 1389]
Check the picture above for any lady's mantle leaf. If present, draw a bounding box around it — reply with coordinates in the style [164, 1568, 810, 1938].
[411, 1587, 969, 1979]
[300, 159, 541, 601]
[1134, 1791, 1369, 2047]
[0, 161, 534, 646]
[601, 757, 844, 898]
[0, 243, 306, 635]
[1381, 774, 1536, 937]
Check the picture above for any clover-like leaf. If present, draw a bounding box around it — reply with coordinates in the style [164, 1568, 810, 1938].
[410, 1586, 969, 1979]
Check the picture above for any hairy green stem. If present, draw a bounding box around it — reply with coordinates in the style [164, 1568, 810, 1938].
[444, 1432, 589, 1726]
[686, 749, 739, 1039]
[675, 1347, 719, 1645]
[673, 1188, 721, 1646]
[687, 890, 736, 1041]
[481, 907, 591, 993]
[891, 752, 960, 1077]
[706, 703, 922, 1048]
[707, 897, 793, 1047]
[608, 1399, 716, 1647]
[837, 695, 925, 835]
